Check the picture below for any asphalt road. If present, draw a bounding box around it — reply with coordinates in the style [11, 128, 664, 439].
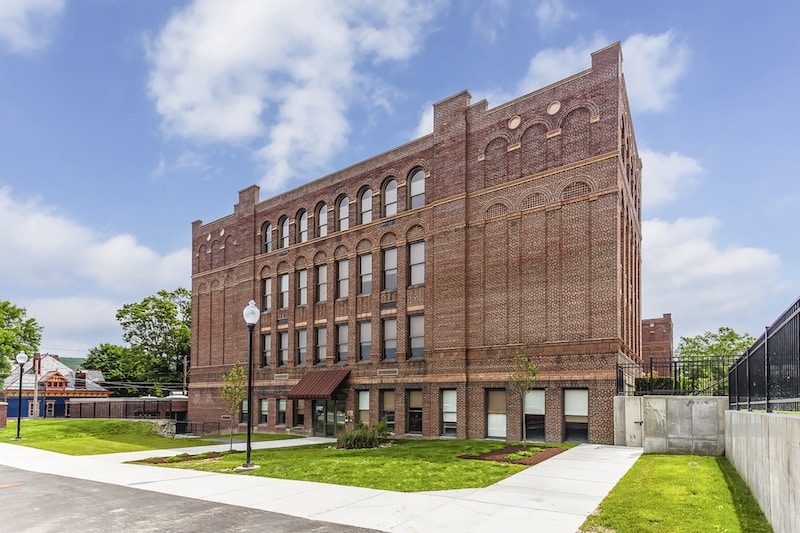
[0, 465, 379, 533]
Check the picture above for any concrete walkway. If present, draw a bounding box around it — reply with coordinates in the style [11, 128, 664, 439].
[0, 438, 642, 532]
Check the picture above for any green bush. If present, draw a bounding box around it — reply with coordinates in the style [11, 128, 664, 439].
[336, 421, 389, 449]
[635, 376, 676, 394]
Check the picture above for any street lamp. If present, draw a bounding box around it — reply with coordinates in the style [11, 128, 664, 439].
[14, 352, 29, 440]
[239, 300, 260, 471]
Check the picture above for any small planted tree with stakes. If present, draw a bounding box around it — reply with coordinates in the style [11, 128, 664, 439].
[221, 362, 246, 451]
[508, 352, 539, 442]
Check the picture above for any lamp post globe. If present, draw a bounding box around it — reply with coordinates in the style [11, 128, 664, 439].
[238, 300, 260, 471]
[14, 352, 29, 440]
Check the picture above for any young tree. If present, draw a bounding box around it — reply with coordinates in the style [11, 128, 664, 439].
[508, 352, 539, 442]
[0, 300, 42, 378]
[221, 362, 247, 451]
[115, 288, 191, 392]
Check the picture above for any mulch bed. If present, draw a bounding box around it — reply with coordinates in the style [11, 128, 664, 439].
[459, 445, 567, 466]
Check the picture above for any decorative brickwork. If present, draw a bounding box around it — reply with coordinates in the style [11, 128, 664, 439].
[189, 43, 642, 444]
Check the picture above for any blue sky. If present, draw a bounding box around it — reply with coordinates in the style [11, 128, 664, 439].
[1, 0, 798, 357]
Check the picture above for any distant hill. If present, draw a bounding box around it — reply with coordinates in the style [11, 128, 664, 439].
[58, 357, 86, 370]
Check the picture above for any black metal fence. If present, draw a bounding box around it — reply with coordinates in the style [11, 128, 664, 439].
[729, 296, 800, 412]
[618, 355, 737, 396]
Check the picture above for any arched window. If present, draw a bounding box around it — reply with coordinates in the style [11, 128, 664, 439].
[261, 222, 273, 253]
[278, 216, 290, 248]
[316, 203, 328, 237]
[383, 178, 397, 216]
[562, 181, 590, 200]
[297, 210, 308, 243]
[359, 188, 372, 224]
[337, 195, 349, 231]
[409, 169, 425, 209]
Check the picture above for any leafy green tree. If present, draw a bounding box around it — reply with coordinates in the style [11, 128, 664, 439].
[676, 327, 755, 394]
[115, 288, 191, 391]
[84, 343, 150, 396]
[508, 352, 539, 441]
[0, 300, 42, 378]
[221, 362, 247, 451]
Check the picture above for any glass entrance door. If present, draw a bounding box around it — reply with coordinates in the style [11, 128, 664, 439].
[313, 399, 346, 437]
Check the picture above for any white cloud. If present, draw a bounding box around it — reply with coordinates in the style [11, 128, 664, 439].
[641, 149, 702, 209]
[0, 0, 64, 53]
[642, 217, 782, 339]
[535, 0, 576, 30]
[471, 0, 509, 42]
[0, 187, 190, 292]
[413, 103, 434, 138]
[147, 0, 443, 192]
[24, 296, 124, 354]
[517, 32, 688, 114]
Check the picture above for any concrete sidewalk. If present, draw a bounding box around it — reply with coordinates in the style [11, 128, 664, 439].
[0, 439, 642, 532]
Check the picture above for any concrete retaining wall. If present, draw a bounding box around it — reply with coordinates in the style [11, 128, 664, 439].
[725, 411, 800, 533]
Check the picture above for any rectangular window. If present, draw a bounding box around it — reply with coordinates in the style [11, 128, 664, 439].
[408, 241, 424, 286]
[358, 390, 370, 425]
[46, 401, 55, 417]
[296, 269, 308, 306]
[336, 324, 348, 363]
[487, 389, 507, 438]
[315, 264, 327, 303]
[277, 398, 287, 426]
[296, 329, 307, 365]
[262, 277, 272, 311]
[382, 247, 397, 291]
[261, 333, 272, 367]
[259, 398, 268, 424]
[358, 321, 371, 362]
[381, 390, 395, 433]
[294, 399, 305, 426]
[278, 331, 289, 366]
[382, 318, 397, 360]
[407, 390, 423, 433]
[314, 326, 327, 364]
[279, 273, 289, 308]
[524, 390, 545, 441]
[441, 389, 457, 437]
[241, 399, 248, 422]
[564, 389, 589, 442]
[408, 315, 424, 358]
[336, 259, 348, 298]
[358, 253, 372, 294]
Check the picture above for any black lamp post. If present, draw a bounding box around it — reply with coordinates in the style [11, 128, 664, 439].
[14, 352, 29, 440]
[239, 300, 260, 470]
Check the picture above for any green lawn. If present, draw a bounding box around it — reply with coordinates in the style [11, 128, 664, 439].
[1, 419, 296, 455]
[580, 454, 772, 533]
[149, 439, 551, 492]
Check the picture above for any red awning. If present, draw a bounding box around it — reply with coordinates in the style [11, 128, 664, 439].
[287, 369, 351, 400]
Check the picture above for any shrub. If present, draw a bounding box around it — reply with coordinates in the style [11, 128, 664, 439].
[336, 421, 388, 449]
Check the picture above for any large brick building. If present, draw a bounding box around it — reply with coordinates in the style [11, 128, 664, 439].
[189, 42, 642, 444]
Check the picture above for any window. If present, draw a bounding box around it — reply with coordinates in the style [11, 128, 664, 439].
[358, 390, 369, 425]
[359, 188, 372, 224]
[524, 390, 545, 441]
[409, 241, 424, 286]
[277, 398, 287, 426]
[294, 399, 305, 426]
[278, 332, 289, 366]
[261, 333, 272, 366]
[240, 399, 249, 423]
[261, 222, 273, 253]
[383, 179, 397, 216]
[441, 389, 457, 436]
[262, 277, 272, 311]
[409, 168, 425, 209]
[296, 329, 307, 365]
[564, 389, 589, 442]
[279, 273, 289, 308]
[46, 401, 54, 417]
[382, 318, 397, 361]
[358, 321, 371, 362]
[314, 326, 327, 364]
[358, 253, 372, 294]
[296, 269, 308, 306]
[408, 315, 424, 358]
[259, 398, 268, 424]
[336, 324, 348, 363]
[279, 216, 290, 248]
[315, 264, 327, 303]
[297, 210, 308, 243]
[336, 259, 349, 298]
[487, 389, 507, 438]
[337, 196, 349, 231]
[316, 203, 328, 237]
[382, 247, 397, 291]
[381, 390, 395, 433]
[407, 390, 422, 433]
